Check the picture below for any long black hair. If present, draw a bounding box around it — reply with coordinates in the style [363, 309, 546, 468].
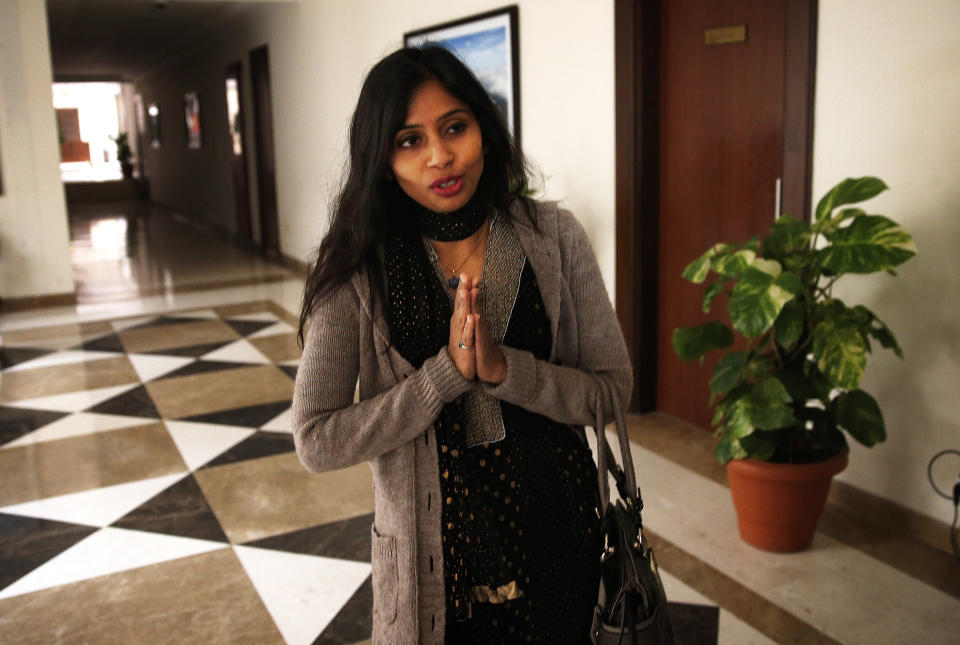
[298, 45, 535, 345]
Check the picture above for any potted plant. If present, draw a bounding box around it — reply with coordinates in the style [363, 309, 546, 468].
[672, 177, 916, 552]
[111, 132, 134, 179]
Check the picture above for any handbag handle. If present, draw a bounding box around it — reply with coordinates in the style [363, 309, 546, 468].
[592, 374, 641, 515]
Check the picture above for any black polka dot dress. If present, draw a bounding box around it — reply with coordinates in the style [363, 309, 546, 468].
[441, 262, 602, 644]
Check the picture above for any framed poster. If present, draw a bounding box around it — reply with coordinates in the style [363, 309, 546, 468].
[184, 92, 202, 149]
[147, 103, 162, 148]
[405, 6, 520, 142]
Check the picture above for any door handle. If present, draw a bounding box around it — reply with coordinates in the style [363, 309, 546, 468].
[774, 177, 782, 220]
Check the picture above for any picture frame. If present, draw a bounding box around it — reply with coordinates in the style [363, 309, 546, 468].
[183, 91, 202, 149]
[147, 102, 162, 148]
[405, 6, 520, 142]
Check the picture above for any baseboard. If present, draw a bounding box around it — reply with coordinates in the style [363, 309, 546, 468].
[828, 479, 954, 554]
[280, 253, 309, 278]
[0, 291, 78, 313]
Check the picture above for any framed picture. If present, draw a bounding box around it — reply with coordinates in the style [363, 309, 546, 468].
[147, 102, 162, 148]
[183, 92, 202, 149]
[405, 6, 520, 142]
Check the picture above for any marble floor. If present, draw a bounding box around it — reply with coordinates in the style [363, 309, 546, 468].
[68, 201, 293, 304]
[1, 203, 958, 644]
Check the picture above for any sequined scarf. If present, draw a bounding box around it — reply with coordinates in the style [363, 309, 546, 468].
[384, 196, 528, 620]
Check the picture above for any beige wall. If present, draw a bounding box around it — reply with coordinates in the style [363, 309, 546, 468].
[0, 0, 73, 299]
[812, 0, 960, 523]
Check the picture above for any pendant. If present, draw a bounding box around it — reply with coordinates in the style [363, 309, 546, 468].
[448, 274, 460, 289]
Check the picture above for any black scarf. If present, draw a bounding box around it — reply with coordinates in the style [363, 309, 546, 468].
[384, 191, 521, 619]
[411, 192, 490, 242]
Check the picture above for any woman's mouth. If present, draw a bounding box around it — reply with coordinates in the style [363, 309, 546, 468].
[430, 176, 463, 196]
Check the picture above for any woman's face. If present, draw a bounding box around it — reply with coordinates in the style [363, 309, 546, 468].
[390, 78, 484, 213]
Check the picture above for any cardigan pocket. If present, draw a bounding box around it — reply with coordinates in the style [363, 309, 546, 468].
[371, 524, 398, 624]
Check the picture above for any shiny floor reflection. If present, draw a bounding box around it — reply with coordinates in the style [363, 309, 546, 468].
[69, 202, 293, 304]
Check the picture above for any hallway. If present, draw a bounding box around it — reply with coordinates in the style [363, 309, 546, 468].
[1, 201, 958, 644]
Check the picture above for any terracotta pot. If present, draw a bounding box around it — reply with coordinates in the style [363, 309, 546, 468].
[726, 451, 848, 553]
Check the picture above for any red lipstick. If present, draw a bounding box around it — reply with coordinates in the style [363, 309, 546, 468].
[430, 175, 463, 196]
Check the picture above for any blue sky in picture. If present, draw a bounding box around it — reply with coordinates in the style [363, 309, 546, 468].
[441, 26, 509, 104]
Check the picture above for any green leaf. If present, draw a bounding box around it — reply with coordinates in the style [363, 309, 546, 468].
[812, 317, 868, 389]
[774, 299, 805, 350]
[744, 377, 797, 431]
[673, 322, 734, 360]
[728, 260, 801, 338]
[832, 389, 886, 447]
[739, 433, 776, 461]
[711, 406, 726, 427]
[850, 305, 904, 359]
[725, 397, 755, 439]
[819, 215, 917, 274]
[832, 207, 865, 227]
[703, 282, 724, 313]
[815, 177, 888, 221]
[682, 253, 712, 283]
[753, 376, 793, 404]
[869, 320, 904, 359]
[710, 351, 749, 395]
[763, 215, 811, 259]
[715, 435, 747, 464]
[746, 355, 775, 379]
[713, 250, 757, 279]
[749, 404, 798, 430]
[682, 243, 733, 283]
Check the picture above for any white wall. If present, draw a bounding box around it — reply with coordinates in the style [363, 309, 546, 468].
[0, 0, 74, 299]
[242, 0, 617, 290]
[812, 0, 960, 524]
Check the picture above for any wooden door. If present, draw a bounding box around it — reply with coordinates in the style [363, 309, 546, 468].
[250, 45, 281, 258]
[225, 61, 253, 244]
[657, 0, 787, 429]
[614, 0, 816, 426]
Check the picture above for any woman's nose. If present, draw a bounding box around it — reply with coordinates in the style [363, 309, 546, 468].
[426, 140, 453, 168]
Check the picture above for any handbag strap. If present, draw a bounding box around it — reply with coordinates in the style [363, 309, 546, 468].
[592, 374, 641, 515]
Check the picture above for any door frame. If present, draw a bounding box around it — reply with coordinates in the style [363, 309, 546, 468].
[250, 45, 281, 258]
[224, 61, 254, 245]
[614, 0, 818, 413]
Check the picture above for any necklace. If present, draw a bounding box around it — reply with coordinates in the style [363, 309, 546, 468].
[433, 221, 488, 289]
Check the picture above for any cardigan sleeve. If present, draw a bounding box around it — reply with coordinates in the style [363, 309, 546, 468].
[292, 281, 473, 473]
[481, 208, 633, 426]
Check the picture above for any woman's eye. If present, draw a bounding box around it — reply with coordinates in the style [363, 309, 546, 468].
[445, 122, 466, 135]
[397, 134, 419, 148]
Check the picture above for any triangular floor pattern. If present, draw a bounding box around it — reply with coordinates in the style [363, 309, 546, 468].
[112, 474, 229, 543]
[0, 527, 227, 599]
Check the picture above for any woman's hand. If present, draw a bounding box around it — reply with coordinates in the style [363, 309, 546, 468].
[448, 273, 476, 380]
[472, 291, 507, 384]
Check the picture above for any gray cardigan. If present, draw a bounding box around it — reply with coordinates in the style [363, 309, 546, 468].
[292, 200, 632, 644]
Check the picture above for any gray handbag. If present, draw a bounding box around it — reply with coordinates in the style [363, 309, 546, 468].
[590, 376, 674, 645]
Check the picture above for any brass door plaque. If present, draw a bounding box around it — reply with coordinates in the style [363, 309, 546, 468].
[705, 24, 747, 46]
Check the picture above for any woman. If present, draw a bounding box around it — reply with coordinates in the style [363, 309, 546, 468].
[292, 46, 632, 644]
